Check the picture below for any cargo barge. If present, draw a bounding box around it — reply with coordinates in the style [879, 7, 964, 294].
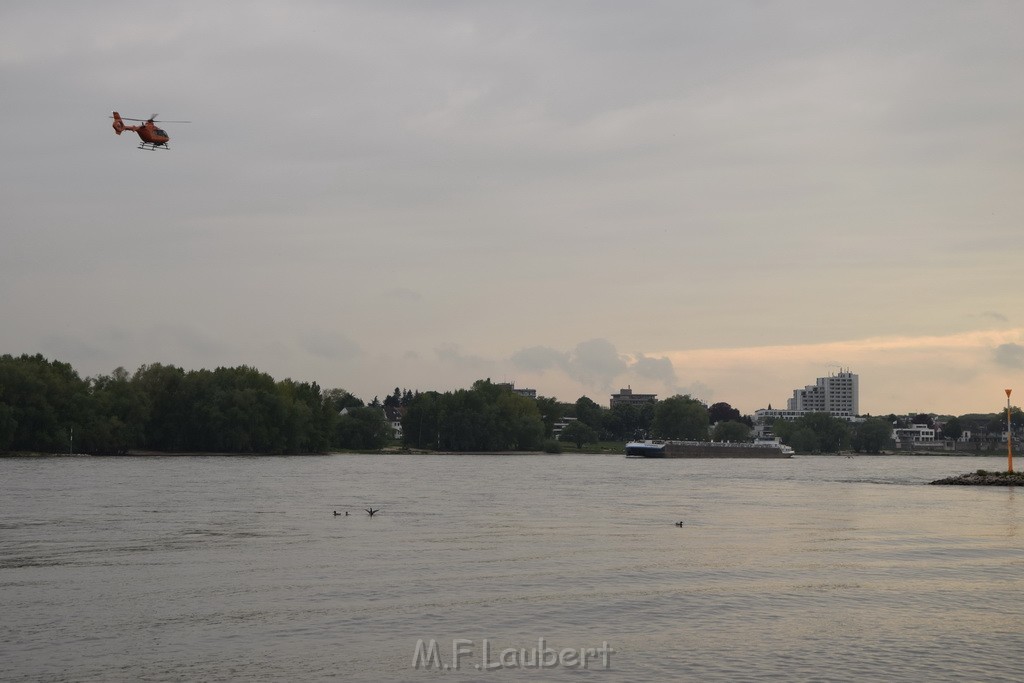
[625, 438, 793, 458]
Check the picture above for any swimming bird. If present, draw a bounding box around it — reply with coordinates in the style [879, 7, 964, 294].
[366, 508, 380, 517]
[674, 521, 684, 527]
[333, 511, 341, 516]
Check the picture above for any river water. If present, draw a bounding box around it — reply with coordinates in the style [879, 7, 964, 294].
[2, 454, 1023, 682]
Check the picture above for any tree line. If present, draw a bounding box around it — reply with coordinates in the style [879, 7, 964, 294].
[2, 353, 1017, 455]
[0, 354, 379, 454]
[0, 354, 749, 454]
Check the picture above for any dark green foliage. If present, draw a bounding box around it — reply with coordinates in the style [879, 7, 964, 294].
[324, 388, 363, 412]
[941, 416, 963, 440]
[651, 395, 709, 440]
[535, 396, 565, 437]
[0, 354, 90, 453]
[542, 439, 563, 454]
[711, 420, 751, 442]
[912, 413, 934, 428]
[774, 412, 852, 453]
[573, 396, 604, 431]
[0, 354, 351, 454]
[602, 403, 645, 441]
[82, 367, 148, 454]
[708, 402, 741, 424]
[401, 379, 544, 451]
[335, 406, 391, 450]
[560, 420, 599, 448]
[851, 417, 894, 454]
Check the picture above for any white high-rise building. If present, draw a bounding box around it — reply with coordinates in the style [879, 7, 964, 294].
[786, 370, 859, 417]
[754, 369, 859, 425]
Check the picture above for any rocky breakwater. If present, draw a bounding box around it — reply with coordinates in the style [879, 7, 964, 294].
[930, 469, 1024, 486]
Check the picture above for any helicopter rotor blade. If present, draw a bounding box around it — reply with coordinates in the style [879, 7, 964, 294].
[108, 113, 191, 123]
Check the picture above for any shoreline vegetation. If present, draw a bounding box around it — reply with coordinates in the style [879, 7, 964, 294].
[2, 447, 1013, 458]
[2, 353, 1019, 458]
[0, 442, 631, 458]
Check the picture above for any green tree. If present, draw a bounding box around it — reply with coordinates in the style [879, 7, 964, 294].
[535, 396, 564, 437]
[494, 390, 545, 450]
[604, 403, 653, 441]
[383, 387, 402, 408]
[852, 417, 893, 454]
[82, 367, 148, 454]
[802, 412, 851, 453]
[324, 388, 363, 412]
[708, 402, 741, 424]
[941, 416, 963, 440]
[776, 413, 851, 453]
[401, 391, 444, 449]
[400, 380, 545, 451]
[0, 402, 15, 451]
[712, 420, 751, 442]
[573, 396, 604, 430]
[560, 420, 599, 448]
[0, 354, 90, 452]
[336, 406, 391, 450]
[790, 426, 819, 453]
[277, 378, 332, 453]
[651, 395, 709, 440]
[132, 363, 189, 451]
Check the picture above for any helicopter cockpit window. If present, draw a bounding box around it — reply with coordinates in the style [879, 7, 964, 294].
[155, 128, 168, 137]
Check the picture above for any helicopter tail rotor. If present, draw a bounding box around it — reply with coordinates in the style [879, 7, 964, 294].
[111, 111, 125, 135]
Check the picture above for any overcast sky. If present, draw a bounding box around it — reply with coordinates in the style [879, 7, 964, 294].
[2, 1, 1022, 415]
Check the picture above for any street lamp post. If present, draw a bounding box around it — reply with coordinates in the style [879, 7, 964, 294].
[1006, 389, 1013, 474]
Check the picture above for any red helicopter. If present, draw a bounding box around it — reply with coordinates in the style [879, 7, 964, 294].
[111, 112, 190, 150]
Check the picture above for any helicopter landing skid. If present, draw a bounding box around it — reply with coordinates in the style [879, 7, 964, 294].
[137, 142, 169, 151]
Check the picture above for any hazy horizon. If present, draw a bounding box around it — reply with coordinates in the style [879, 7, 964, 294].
[2, 1, 1022, 416]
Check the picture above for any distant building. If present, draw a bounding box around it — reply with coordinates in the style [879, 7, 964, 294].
[893, 423, 935, 445]
[786, 370, 859, 417]
[552, 417, 577, 440]
[610, 387, 657, 409]
[383, 406, 404, 439]
[754, 369, 860, 425]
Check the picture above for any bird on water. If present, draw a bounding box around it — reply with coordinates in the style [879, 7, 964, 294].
[366, 508, 380, 517]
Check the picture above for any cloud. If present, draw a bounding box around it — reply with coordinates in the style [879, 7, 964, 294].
[299, 331, 362, 361]
[435, 343, 494, 373]
[514, 339, 628, 389]
[4, 2, 1024, 417]
[629, 353, 679, 385]
[512, 339, 640, 390]
[510, 346, 568, 373]
[564, 339, 629, 388]
[993, 343, 1024, 369]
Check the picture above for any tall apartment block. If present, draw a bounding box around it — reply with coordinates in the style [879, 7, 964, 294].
[786, 370, 859, 418]
[754, 369, 859, 425]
